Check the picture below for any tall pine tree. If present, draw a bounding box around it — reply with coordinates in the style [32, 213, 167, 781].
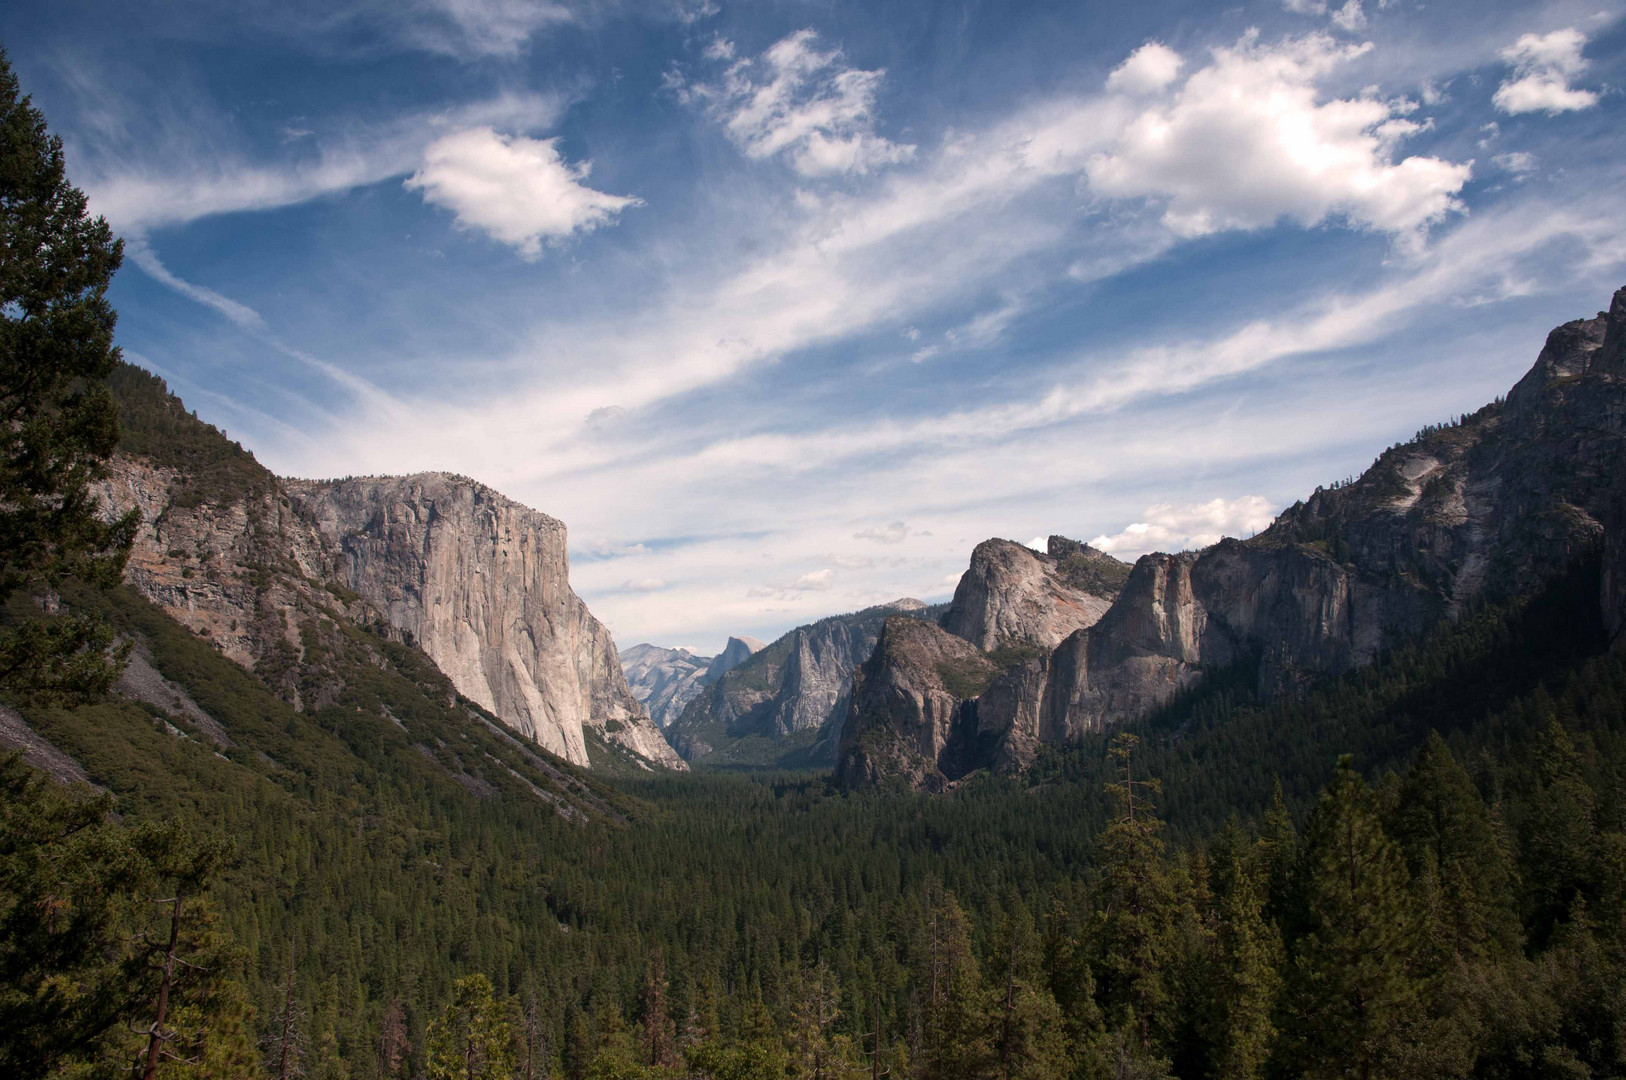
[1283, 757, 1419, 1080]
[1094, 734, 1178, 1053]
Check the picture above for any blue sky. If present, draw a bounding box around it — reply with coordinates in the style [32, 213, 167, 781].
[6, 0, 1625, 653]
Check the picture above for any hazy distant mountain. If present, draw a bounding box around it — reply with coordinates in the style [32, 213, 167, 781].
[621, 644, 709, 728]
[665, 599, 946, 768]
[706, 635, 767, 680]
[620, 636, 768, 729]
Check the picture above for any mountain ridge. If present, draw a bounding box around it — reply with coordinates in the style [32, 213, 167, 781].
[96, 364, 679, 772]
[839, 285, 1626, 789]
[665, 598, 944, 767]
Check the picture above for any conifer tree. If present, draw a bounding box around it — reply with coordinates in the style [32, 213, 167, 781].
[1389, 732, 1520, 958]
[1095, 733, 1176, 1052]
[915, 893, 989, 1080]
[516, 990, 544, 1080]
[563, 1009, 594, 1080]
[639, 950, 679, 1069]
[1254, 780, 1298, 921]
[0, 49, 138, 700]
[1203, 859, 1281, 1080]
[1040, 894, 1104, 1052]
[426, 975, 517, 1080]
[0, 758, 145, 1075]
[1521, 719, 1602, 944]
[986, 907, 1070, 1080]
[1283, 757, 1419, 1080]
[266, 954, 309, 1079]
[786, 961, 841, 1080]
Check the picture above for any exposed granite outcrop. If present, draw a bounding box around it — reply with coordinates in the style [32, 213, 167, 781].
[1604, 469, 1626, 651]
[285, 474, 682, 771]
[621, 636, 768, 731]
[667, 599, 940, 767]
[706, 636, 767, 680]
[94, 454, 354, 707]
[841, 286, 1626, 787]
[96, 371, 680, 771]
[941, 537, 1125, 650]
[834, 617, 997, 791]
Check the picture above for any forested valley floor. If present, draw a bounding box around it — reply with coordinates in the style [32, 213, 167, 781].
[5, 557, 1625, 1079]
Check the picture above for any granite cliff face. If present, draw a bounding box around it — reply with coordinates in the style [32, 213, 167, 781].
[1604, 469, 1626, 652]
[94, 447, 354, 707]
[840, 286, 1626, 788]
[285, 474, 682, 770]
[620, 644, 713, 728]
[97, 367, 680, 772]
[666, 599, 942, 767]
[835, 617, 997, 791]
[707, 636, 767, 680]
[941, 537, 1128, 650]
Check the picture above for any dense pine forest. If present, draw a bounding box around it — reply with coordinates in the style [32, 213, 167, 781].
[5, 554, 1625, 1079]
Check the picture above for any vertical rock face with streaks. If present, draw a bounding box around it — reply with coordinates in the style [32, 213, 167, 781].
[839, 286, 1626, 789]
[835, 617, 997, 792]
[96, 369, 683, 771]
[285, 474, 682, 770]
[665, 600, 939, 767]
[941, 537, 1125, 650]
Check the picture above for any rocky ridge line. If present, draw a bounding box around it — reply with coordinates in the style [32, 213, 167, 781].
[839, 285, 1626, 789]
[96, 368, 679, 772]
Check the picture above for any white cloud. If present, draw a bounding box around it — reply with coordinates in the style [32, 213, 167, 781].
[405, 128, 640, 258]
[746, 566, 837, 601]
[1105, 42, 1184, 94]
[125, 240, 265, 330]
[793, 568, 835, 590]
[1330, 1, 1367, 32]
[1282, 0, 1366, 29]
[681, 29, 915, 176]
[581, 539, 651, 559]
[855, 521, 910, 544]
[83, 91, 564, 235]
[1493, 151, 1538, 175]
[945, 297, 1025, 348]
[1493, 28, 1599, 115]
[674, 0, 721, 25]
[1087, 32, 1471, 242]
[624, 577, 668, 591]
[1089, 496, 1276, 556]
[411, 0, 574, 57]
